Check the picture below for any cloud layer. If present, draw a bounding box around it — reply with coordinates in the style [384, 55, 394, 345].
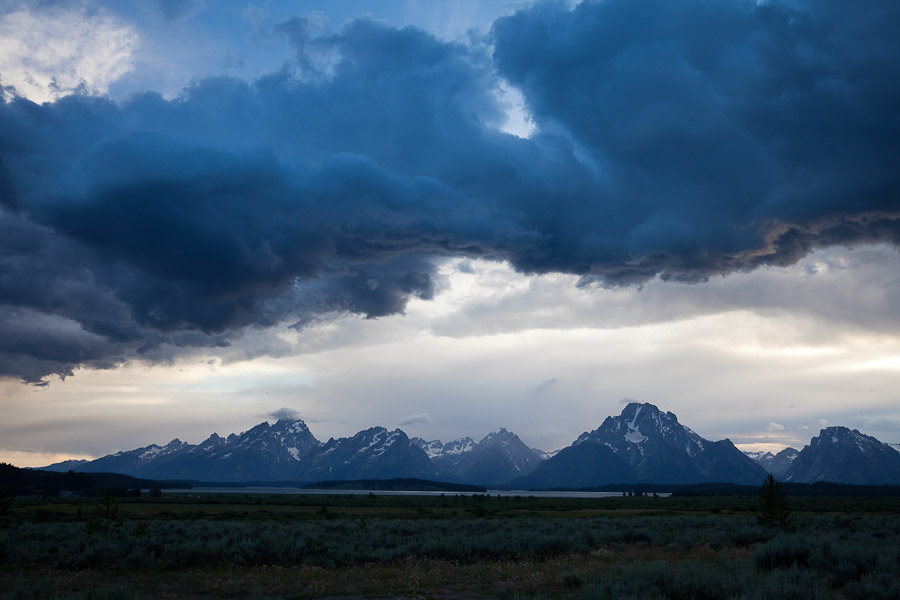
[1, 0, 898, 382]
[0, 3, 137, 103]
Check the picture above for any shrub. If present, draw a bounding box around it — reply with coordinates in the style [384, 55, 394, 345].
[753, 536, 812, 571]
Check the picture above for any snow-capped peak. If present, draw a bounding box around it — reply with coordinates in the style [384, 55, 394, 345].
[743, 451, 775, 461]
[815, 426, 887, 455]
[444, 437, 476, 455]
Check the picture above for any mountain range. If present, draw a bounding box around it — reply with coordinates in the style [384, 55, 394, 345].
[411, 428, 547, 485]
[742, 427, 900, 485]
[743, 448, 800, 478]
[41, 403, 900, 487]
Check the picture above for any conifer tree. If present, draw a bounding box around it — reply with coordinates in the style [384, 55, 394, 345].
[89, 489, 121, 536]
[757, 473, 791, 528]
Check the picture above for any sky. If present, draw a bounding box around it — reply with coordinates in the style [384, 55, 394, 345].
[1, 0, 898, 467]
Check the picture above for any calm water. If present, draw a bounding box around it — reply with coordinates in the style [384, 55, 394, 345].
[162, 487, 670, 498]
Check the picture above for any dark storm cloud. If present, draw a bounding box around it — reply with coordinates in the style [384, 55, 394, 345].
[491, 0, 900, 281]
[1, 1, 898, 381]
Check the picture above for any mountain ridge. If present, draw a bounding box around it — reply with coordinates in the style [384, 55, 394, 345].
[411, 427, 546, 485]
[784, 426, 900, 485]
[40, 404, 900, 487]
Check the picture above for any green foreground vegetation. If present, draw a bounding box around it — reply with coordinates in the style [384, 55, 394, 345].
[2, 492, 900, 599]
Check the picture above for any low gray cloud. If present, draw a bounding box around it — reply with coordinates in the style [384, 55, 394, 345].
[427, 245, 900, 341]
[1, 0, 898, 382]
[266, 407, 303, 421]
[533, 378, 558, 393]
[398, 412, 434, 427]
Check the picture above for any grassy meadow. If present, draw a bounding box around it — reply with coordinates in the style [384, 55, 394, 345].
[2, 491, 900, 599]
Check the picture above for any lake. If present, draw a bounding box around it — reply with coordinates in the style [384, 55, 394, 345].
[162, 486, 671, 498]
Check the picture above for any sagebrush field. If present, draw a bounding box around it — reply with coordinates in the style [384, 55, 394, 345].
[2, 492, 899, 599]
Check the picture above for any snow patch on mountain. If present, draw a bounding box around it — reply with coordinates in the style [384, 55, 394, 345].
[419, 440, 444, 459]
[744, 451, 774, 462]
[625, 430, 647, 444]
[371, 431, 400, 456]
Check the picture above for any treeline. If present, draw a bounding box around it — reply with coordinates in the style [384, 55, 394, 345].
[543, 481, 900, 497]
[668, 481, 900, 497]
[303, 478, 487, 492]
[0, 463, 185, 497]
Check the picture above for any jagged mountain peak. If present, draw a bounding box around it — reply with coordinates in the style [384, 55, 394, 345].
[817, 426, 872, 444]
[576, 402, 693, 450]
[745, 447, 800, 477]
[444, 428, 543, 485]
[353, 426, 388, 437]
[444, 437, 476, 454]
[621, 401, 660, 418]
[533, 401, 764, 486]
[269, 419, 318, 442]
[348, 426, 406, 444]
[236, 422, 272, 440]
[329, 427, 407, 456]
[410, 429, 543, 485]
[271, 418, 310, 432]
[480, 427, 516, 445]
[785, 426, 900, 484]
[307, 425, 437, 481]
[125, 438, 189, 460]
[411, 437, 444, 459]
[196, 433, 226, 450]
[621, 402, 682, 432]
[744, 451, 775, 462]
[621, 401, 671, 419]
[222, 418, 320, 453]
[805, 426, 893, 456]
